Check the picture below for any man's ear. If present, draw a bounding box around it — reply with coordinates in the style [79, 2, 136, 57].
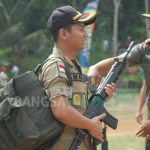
[59, 29, 68, 40]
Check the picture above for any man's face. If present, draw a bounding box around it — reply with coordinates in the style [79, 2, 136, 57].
[67, 23, 88, 51]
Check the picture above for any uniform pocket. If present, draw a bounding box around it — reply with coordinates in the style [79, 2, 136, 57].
[72, 92, 86, 107]
[71, 92, 88, 115]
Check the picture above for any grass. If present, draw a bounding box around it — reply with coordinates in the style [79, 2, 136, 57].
[96, 92, 147, 150]
[97, 136, 145, 150]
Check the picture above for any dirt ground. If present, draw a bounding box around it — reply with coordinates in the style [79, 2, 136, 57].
[105, 92, 148, 136]
[107, 120, 145, 136]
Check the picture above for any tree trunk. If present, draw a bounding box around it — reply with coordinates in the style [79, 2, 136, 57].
[0, 2, 11, 27]
[113, 0, 121, 56]
[0, 0, 35, 27]
[144, 0, 149, 38]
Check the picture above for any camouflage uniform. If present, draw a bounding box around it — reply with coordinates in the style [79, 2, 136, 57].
[39, 47, 92, 150]
[127, 39, 150, 150]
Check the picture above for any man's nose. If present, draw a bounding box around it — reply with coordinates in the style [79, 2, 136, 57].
[85, 30, 88, 38]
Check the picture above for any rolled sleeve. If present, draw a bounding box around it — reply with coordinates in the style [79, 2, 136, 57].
[45, 78, 68, 100]
[127, 43, 147, 65]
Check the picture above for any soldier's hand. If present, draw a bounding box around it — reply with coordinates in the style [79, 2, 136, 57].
[136, 120, 150, 137]
[87, 65, 100, 87]
[104, 82, 116, 99]
[99, 77, 116, 101]
[88, 113, 106, 142]
[136, 111, 143, 124]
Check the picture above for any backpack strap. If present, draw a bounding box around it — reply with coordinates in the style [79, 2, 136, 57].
[60, 58, 72, 87]
[0, 136, 8, 150]
[33, 58, 51, 75]
[33, 56, 72, 87]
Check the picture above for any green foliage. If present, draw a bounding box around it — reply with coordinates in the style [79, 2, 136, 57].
[0, 47, 11, 56]
[123, 68, 143, 89]
[0, 0, 148, 87]
[0, 47, 12, 66]
[20, 30, 50, 46]
[0, 22, 24, 46]
[7, 49, 52, 78]
[97, 136, 145, 150]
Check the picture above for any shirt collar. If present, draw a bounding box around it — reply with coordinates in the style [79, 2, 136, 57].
[52, 46, 64, 59]
[51, 46, 74, 67]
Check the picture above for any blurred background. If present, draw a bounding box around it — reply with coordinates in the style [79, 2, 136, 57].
[0, 0, 148, 87]
[0, 1, 149, 149]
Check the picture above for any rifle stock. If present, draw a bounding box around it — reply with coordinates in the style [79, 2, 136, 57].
[69, 41, 135, 150]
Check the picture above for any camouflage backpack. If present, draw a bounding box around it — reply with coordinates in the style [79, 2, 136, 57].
[0, 57, 72, 150]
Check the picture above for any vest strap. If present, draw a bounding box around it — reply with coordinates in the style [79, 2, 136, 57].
[33, 56, 73, 87]
[4, 115, 24, 142]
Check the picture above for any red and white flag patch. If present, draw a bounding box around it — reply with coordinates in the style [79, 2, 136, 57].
[59, 64, 65, 73]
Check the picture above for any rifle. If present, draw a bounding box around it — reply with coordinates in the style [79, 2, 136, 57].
[93, 124, 108, 150]
[101, 124, 108, 150]
[69, 41, 135, 150]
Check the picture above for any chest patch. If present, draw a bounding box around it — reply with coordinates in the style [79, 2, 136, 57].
[73, 94, 82, 106]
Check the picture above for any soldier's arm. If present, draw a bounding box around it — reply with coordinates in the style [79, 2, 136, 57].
[41, 59, 105, 142]
[136, 79, 147, 124]
[87, 53, 131, 86]
[50, 95, 105, 142]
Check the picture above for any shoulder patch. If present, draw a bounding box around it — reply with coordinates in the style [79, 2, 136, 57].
[42, 59, 67, 81]
[57, 61, 66, 74]
[51, 61, 68, 80]
[145, 38, 150, 44]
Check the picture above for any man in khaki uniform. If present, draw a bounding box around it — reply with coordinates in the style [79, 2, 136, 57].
[87, 13, 150, 150]
[39, 5, 116, 150]
[136, 79, 146, 124]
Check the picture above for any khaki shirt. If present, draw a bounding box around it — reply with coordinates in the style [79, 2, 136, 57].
[127, 41, 150, 115]
[39, 47, 91, 150]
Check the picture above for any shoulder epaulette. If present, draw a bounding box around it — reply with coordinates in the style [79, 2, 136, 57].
[145, 38, 150, 44]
